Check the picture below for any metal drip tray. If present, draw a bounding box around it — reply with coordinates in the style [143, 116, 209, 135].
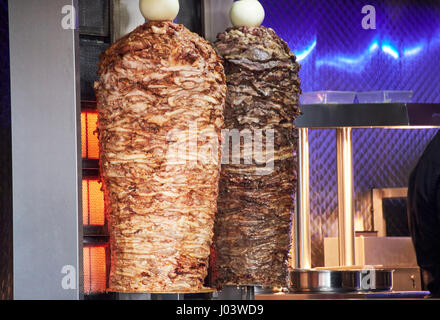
[107, 288, 215, 300]
[215, 285, 287, 300]
[290, 268, 394, 293]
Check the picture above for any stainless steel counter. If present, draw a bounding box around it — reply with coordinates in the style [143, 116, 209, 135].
[256, 291, 433, 300]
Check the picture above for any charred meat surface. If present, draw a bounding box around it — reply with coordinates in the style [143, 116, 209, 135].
[214, 26, 301, 287]
[95, 21, 226, 293]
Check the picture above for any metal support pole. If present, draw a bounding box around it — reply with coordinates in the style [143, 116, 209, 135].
[295, 128, 312, 269]
[9, 0, 83, 299]
[336, 128, 355, 267]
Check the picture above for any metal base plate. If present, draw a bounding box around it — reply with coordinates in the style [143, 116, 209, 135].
[107, 288, 215, 300]
[215, 285, 287, 300]
[290, 268, 394, 293]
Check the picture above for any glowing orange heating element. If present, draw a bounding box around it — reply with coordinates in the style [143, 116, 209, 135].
[82, 179, 105, 226]
[83, 246, 107, 294]
[81, 113, 87, 158]
[81, 111, 99, 159]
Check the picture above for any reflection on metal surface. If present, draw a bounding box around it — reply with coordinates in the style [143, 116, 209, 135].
[324, 237, 417, 268]
[336, 128, 355, 267]
[290, 269, 393, 293]
[215, 286, 284, 300]
[9, 0, 83, 299]
[383, 126, 439, 130]
[240, 286, 255, 300]
[112, 0, 145, 42]
[112, 291, 214, 300]
[202, 0, 234, 42]
[296, 128, 311, 269]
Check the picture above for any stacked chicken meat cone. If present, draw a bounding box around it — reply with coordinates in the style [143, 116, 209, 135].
[214, 26, 301, 287]
[95, 21, 226, 293]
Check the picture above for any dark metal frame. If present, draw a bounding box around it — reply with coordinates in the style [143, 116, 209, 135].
[295, 103, 440, 128]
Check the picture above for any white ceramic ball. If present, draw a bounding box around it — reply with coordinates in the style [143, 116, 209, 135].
[230, 0, 265, 27]
[139, 0, 180, 21]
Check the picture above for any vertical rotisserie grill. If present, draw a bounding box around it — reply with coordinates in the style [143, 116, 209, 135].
[95, 21, 226, 293]
[214, 26, 301, 287]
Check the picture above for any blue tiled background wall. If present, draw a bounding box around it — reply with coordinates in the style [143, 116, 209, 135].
[260, 0, 440, 266]
[261, 0, 440, 103]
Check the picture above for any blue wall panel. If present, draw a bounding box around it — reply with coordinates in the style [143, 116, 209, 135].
[261, 0, 440, 103]
[260, 0, 440, 266]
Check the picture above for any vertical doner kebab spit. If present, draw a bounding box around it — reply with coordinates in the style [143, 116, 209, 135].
[94, 1, 226, 292]
[214, 0, 302, 288]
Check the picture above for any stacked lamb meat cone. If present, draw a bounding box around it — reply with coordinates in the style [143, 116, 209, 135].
[94, 21, 226, 293]
[214, 26, 301, 287]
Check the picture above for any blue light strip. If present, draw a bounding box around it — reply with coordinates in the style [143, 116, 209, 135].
[381, 43, 399, 59]
[288, 26, 440, 75]
[295, 39, 317, 62]
[369, 41, 379, 53]
[404, 45, 424, 57]
[311, 37, 438, 72]
[315, 39, 379, 73]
